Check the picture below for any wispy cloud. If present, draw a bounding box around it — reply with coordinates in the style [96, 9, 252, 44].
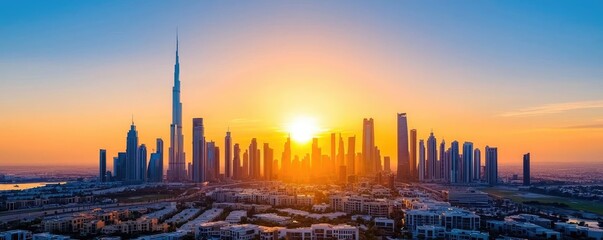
[562, 123, 603, 129]
[500, 100, 603, 117]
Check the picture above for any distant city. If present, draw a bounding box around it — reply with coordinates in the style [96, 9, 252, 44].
[1, 37, 603, 240]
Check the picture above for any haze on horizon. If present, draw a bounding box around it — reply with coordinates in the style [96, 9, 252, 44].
[1, 1, 603, 169]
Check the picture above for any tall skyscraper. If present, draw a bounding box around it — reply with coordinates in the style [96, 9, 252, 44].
[281, 136, 291, 178]
[331, 133, 336, 175]
[99, 149, 107, 182]
[249, 138, 260, 179]
[214, 146, 220, 179]
[418, 140, 425, 182]
[439, 140, 447, 181]
[312, 138, 321, 176]
[168, 35, 186, 182]
[233, 144, 241, 179]
[126, 121, 139, 182]
[409, 129, 417, 180]
[473, 148, 481, 181]
[242, 149, 249, 179]
[426, 132, 437, 180]
[485, 146, 498, 186]
[264, 143, 273, 180]
[374, 146, 382, 173]
[362, 118, 375, 175]
[347, 136, 356, 176]
[523, 153, 530, 186]
[462, 142, 473, 183]
[450, 141, 459, 183]
[192, 118, 205, 183]
[384, 156, 391, 173]
[206, 141, 217, 181]
[225, 131, 232, 178]
[397, 113, 410, 181]
[114, 152, 126, 181]
[147, 138, 164, 182]
[138, 144, 147, 182]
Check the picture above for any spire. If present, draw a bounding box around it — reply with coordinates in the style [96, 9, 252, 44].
[175, 29, 179, 64]
[131, 114, 134, 125]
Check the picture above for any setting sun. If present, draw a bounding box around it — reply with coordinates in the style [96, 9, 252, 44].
[287, 117, 320, 144]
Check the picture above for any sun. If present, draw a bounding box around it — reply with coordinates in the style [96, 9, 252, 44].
[287, 117, 319, 143]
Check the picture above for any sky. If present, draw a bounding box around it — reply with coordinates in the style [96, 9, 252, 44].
[1, 0, 603, 170]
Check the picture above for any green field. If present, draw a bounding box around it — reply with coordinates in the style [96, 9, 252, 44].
[482, 187, 603, 216]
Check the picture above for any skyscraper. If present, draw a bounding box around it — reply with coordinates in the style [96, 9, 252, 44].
[409, 129, 417, 180]
[138, 144, 147, 182]
[450, 141, 459, 183]
[242, 149, 249, 179]
[418, 140, 425, 182]
[281, 136, 291, 178]
[331, 133, 336, 175]
[214, 146, 220, 180]
[114, 152, 126, 181]
[225, 131, 232, 178]
[347, 136, 356, 176]
[473, 148, 481, 181]
[384, 156, 391, 173]
[148, 138, 163, 182]
[99, 149, 107, 182]
[264, 143, 273, 180]
[397, 113, 410, 181]
[485, 146, 498, 186]
[249, 138, 260, 179]
[462, 142, 473, 183]
[192, 118, 205, 183]
[374, 146, 382, 173]
[523, 153, 530, 186]
[362, 118, 375, 175]
[439, 140, 447, 181]
[312, 138, 321, 176]
[233, 144, 241, 179]
[426, 132, 437, 180]
[126, 121, 138, 182]
[206, 141, 217, 181]
[168, 34, 186, 182]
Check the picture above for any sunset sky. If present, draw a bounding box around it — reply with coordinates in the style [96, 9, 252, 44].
[1, 1, 603, 169]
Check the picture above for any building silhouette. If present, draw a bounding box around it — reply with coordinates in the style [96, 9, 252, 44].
[225, 131, 232, 179]
[409, 129, 417, 180]
[397, 113, 410, 181]
[523, 153, 530, 186]
[99, 149, 106, 182]
[486, 146, 498, 186]
[192, 118, 205, 183]
[126, 121, 139, 182]
[168, 34, 186, 182]
[462, 142, 473, 183]
[362, 118, 375, 176]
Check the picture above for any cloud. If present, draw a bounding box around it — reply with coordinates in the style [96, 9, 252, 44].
[500, 100, 603, 117]
[563, 123, 603, 129]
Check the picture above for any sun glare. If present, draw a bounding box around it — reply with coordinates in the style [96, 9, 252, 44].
[287, 117, 319, 143]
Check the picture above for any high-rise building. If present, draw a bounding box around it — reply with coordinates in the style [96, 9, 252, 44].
[249, 138, 260, 179]
[374, 146, 382, 173]
[206, 141, 217, 181]
[439, 140, 447, 181]
[242, 149, 249, 179]
[362, 118, 375, 175]
[138, 144, 147, 182]
[397, 113, 410, 181]
[281, 136, 291, 178]
[225, 131, 232, 178]
[99, 149, 107, 182]
[347, 136, 356, 176]
[148, 139, 163, 182]
[426, 132, 437, 180]
[485, 146, 498, 186]
[418, 140, 425, 182]
[233, 144, 241, 179]
[264, 143, 273, 180]
[114, 152, 126, 181]
[450, 141, 460, 183]
[409, 129, 417, 180]
[126, 121, 139, 182]
[462, 142, 473, 183]
[331, 133, 336, 175]
[473, 148, 481, 181]
[384, 156, 391, 173]
[168, 35, 186, 182]
[312, 138, 321, 176]
[214, 146, 220, 179]
[338, 134, 345, 173]
[192, 118, 205, 183]
[523, 153, 530, 186]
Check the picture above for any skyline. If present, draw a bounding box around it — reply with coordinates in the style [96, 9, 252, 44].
[2, 1, 603, 168]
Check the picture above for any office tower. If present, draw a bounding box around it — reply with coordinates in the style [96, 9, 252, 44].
[331, 133, 336, 175]
[384, 156, 391, 173]
[148, 139, 163, 182]
[233, 144, 241, 179]
[523, 153, 530, 186]
[485, 146, 498, 186]
[249, 138, 260, 179]
[426, 132, 437, 180]
[225, 131, 232, 178]
[409, 129, 417, 180]
[114, 152, 126, 181]
[264, 143, 273, 180]
[99, 149, 107, 182]
[473, 148, 481, 181]
[255, 149, 260, 178]
[362, 118, 375, 175]
[214, 146, 220, 179]
[418, 140, 425, 182]
[374, 146, 382, 172]
[397, 113, 411, 181]
[347, 136, 356, 176]
[126, 121, 139, 182]
[450, 141, 459, 183]
[138, 144, 147, 182]
[192, 118, 205, 183]
[206, 141, 216, 181]
[338, 134, 345, 170]
[439, 140, 447, 181]
[312, 138, 321, 175]
[281, 136, 291, 177]
[242, 150, 249, 179]
[462, 142, 473, 183]
[168, 35, 186, 182]
[443, 148, 451, 183]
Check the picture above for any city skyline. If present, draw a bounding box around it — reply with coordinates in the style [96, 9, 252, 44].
[2, 1, 603, 168]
